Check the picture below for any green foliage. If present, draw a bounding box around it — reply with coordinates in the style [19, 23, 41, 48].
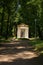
[0, 0, 43, 39]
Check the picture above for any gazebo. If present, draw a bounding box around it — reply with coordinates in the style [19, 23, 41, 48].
[17, 23, 29, 38]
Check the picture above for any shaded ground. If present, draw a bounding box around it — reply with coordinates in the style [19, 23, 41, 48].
[0, 40, 43, 65]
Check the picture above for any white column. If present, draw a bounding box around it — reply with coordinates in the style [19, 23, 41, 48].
[17, 27, 20, 38]
[25, 27, 29, 38]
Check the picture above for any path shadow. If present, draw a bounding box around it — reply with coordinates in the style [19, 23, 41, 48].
[0, 40, 35, 55]
[0, 54, 43, 65]
[0, 40, 43, 65]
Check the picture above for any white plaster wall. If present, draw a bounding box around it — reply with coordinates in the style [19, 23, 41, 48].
[25, 27, 29, 38]
[17, 27, 20, 38]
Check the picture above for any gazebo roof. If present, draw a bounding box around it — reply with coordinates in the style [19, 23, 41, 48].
[17, 23, 29, 27]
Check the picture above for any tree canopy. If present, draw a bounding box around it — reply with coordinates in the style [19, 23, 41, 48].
[0, 0, 43, 39]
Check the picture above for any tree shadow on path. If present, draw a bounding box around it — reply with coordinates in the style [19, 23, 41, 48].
[0, 40, 43, 65]
[0, 54, 43, 65]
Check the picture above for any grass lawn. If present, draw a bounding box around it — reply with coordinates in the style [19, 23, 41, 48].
[29, 39, 43, 54]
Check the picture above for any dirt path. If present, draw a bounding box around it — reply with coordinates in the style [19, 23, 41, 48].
[0, 41, 43, 65]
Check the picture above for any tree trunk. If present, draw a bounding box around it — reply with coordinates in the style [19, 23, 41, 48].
[6, 8, 10, 39]
[0, 5, 5, 36]
[37, 25, 43, 40]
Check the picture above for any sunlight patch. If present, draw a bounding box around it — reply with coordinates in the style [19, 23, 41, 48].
[0, 51, 38, 62]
